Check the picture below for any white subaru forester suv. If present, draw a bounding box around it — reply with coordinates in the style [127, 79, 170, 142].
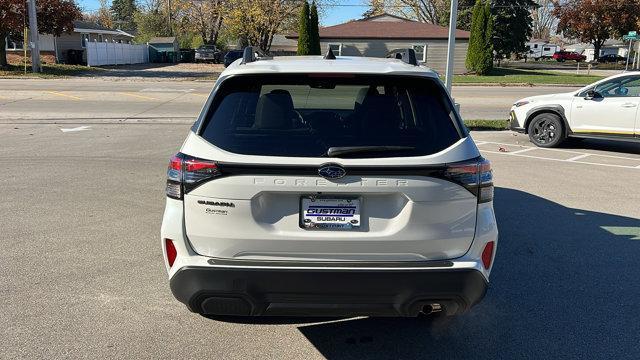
[161, 48, 498, 318]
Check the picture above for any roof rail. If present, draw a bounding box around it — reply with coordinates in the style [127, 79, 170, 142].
[240, 46, 256, 64]
[386, 48, 418, 66]
[240, 46, 272, 65]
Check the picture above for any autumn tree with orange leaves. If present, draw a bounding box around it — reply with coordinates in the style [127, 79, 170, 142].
[554, 0, 640, 61]
[0, 0, 81, 68]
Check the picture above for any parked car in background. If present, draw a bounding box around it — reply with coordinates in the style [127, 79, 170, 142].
[224, 50, 244, 67]
[552, 51, 586, 62]
[598, 54, 627, 63]
[195, 45, 222, 63]
[162, 47, 498, 318]
[510, 72, 640, 147]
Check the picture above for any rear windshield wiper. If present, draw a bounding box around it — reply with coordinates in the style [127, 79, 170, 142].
[326, 146, 416, 157]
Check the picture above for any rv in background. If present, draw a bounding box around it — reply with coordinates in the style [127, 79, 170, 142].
[526, 40, 560, 60]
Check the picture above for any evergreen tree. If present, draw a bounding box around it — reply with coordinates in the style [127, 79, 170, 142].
[111, 0, 138, 31]
[465, 0, 493, 75]
[309, 1, 321, 55]
[492, 0, 536, 60]
[465, 0, 484, 72]
[297, 1, 311, 55]
[481, 0, 494, 73]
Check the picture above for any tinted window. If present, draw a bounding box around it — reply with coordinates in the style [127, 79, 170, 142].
[199, 74, 462, 158]
[580, 76, 640, 97]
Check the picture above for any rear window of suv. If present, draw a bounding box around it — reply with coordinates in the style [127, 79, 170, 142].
[198, 74, 464, 158]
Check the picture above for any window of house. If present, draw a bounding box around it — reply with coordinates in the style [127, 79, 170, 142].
[328, 43, 342, 56]
[81, 34, 89, 48]
[412, 44, 427, 62]
[7, 39, 23, 50]
[543, 47, 551, 51]
[534, 44, 539, 49]
[98, 34, 103, 42]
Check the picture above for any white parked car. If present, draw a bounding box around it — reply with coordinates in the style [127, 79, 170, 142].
[510, 72, 640, 147]
[161, 48, 498, 318]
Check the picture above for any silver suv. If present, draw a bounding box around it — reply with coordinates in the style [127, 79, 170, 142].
[161, 48, 498, 318]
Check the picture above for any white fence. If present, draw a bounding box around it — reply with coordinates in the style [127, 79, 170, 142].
[86, 42, 149, 66]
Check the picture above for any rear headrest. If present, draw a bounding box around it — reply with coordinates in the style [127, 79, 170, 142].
[254, 90, 294, 129]
[355, 86, 379, 107]
[358, 94, 401, 132]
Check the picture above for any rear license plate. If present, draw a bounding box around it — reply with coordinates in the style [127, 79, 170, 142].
[300, 197, 360, 230]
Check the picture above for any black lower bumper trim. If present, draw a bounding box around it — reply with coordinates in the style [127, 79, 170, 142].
[169, 266, 488, 317]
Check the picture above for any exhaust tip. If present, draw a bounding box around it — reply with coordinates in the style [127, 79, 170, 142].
[419, 303, 443, 316]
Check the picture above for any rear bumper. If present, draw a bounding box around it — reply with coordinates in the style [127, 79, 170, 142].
[169, 266, 488, 317]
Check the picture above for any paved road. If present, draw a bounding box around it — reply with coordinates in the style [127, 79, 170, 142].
[452, 85, 579, 119]
[1, 122, 638, 359]
[0, 78, 581, 122]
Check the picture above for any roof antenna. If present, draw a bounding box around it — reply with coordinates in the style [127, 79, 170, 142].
[324, 48, 336, 60]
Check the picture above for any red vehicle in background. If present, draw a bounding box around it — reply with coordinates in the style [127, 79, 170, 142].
[552, 51, 587, 62]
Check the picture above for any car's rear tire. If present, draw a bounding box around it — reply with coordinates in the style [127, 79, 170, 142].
[528, 113, 565, 148]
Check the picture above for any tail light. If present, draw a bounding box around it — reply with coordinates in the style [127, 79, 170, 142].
[444, 158, 493, 203]
[165, 238, 177, 267]
[481, 241, 495, 269]
[166, 152, 221, 199]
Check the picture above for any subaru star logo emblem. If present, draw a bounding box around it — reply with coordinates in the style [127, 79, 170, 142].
[318, 163, 346, 179]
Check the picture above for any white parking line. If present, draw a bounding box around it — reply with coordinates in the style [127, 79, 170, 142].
[480, 141, 640, 161]
[566, 154, 591, 162]
[509, 147, 538, 155]
[60, 125, 91, 133]
[482, 150, 640, 170]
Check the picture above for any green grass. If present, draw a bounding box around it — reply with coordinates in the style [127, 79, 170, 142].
[0, 63, 104, 78]
[453, 67, 604, 85]
[464, 119, 509, 131]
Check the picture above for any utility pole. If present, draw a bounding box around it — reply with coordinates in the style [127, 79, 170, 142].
[445, 0, 458, 94]
[625, 39, 633, 72]
[167, 0, 173, 36]
[27, 0, 41, 72]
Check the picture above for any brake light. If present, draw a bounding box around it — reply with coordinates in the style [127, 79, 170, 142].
[444, 158, 493, 203]
[166, 152, 221, 199]
[165, 238, 177, 267]
[482, 241, 495, 269]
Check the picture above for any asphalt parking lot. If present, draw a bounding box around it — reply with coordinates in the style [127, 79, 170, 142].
[1, 79, 639, 359]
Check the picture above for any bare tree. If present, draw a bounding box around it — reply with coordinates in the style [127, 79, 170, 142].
[531, 0, 558, 39]
[388, 0, 475, 29]
[227, 0, 303, 52]
[178, 0, 225, 45]
[390, 0, 445, 24]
